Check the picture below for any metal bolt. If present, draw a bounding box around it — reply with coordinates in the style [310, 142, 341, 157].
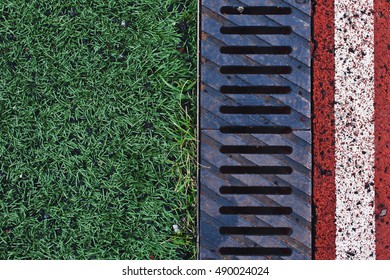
[295, 0, 307, 3]
[380, 208, 387, 217]
[236, 6, 244, 14]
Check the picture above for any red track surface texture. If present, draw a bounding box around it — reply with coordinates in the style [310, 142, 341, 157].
[374, 0, 390, 260]
[313, 0, 336, 259]
[314, 0, 390, 259]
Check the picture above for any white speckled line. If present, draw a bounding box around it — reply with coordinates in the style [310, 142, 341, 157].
[334, 0, 376, 259]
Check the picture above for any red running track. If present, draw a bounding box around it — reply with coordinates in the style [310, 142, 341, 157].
[313, 0, 336, 259]
[374, 0, 390, 260]
[313, 0, 390, 259]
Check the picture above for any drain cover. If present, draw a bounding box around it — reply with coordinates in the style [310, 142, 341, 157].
[198, 0, 312, 260]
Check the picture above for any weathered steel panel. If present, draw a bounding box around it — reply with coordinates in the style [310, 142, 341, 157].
[199, 0, 312, 259]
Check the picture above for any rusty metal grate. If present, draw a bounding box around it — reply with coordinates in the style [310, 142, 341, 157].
[198, 0, 312, 260]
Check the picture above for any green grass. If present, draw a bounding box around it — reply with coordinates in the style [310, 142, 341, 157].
[0, 0, 197, 259]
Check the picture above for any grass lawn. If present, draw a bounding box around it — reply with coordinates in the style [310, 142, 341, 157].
[0, 0, 197, 259]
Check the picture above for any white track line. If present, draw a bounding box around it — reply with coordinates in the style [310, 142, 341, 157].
[334, 0, 376, 259]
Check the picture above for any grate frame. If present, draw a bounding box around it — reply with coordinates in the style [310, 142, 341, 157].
[198, 0, 312, 260]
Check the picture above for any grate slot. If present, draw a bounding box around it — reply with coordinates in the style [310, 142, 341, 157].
[220, 66, 292, 75]
[219, 186, 292, 195]
[219, 227, 292, 235]
[220, 145, 292, 154]
[220, 6, 292, 15]
[219, 247, 292, 256]
[219, 166, 293, 174]
[220, 85, 291, 94]
[220, 26, 292, 35]
[219, 126, 292, 134]
[220, 45, 292, 55]
[219, 106, 291, 115]
[219, 206, 292, 215]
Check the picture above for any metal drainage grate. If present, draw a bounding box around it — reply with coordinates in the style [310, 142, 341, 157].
[198, 0, 312, 260]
